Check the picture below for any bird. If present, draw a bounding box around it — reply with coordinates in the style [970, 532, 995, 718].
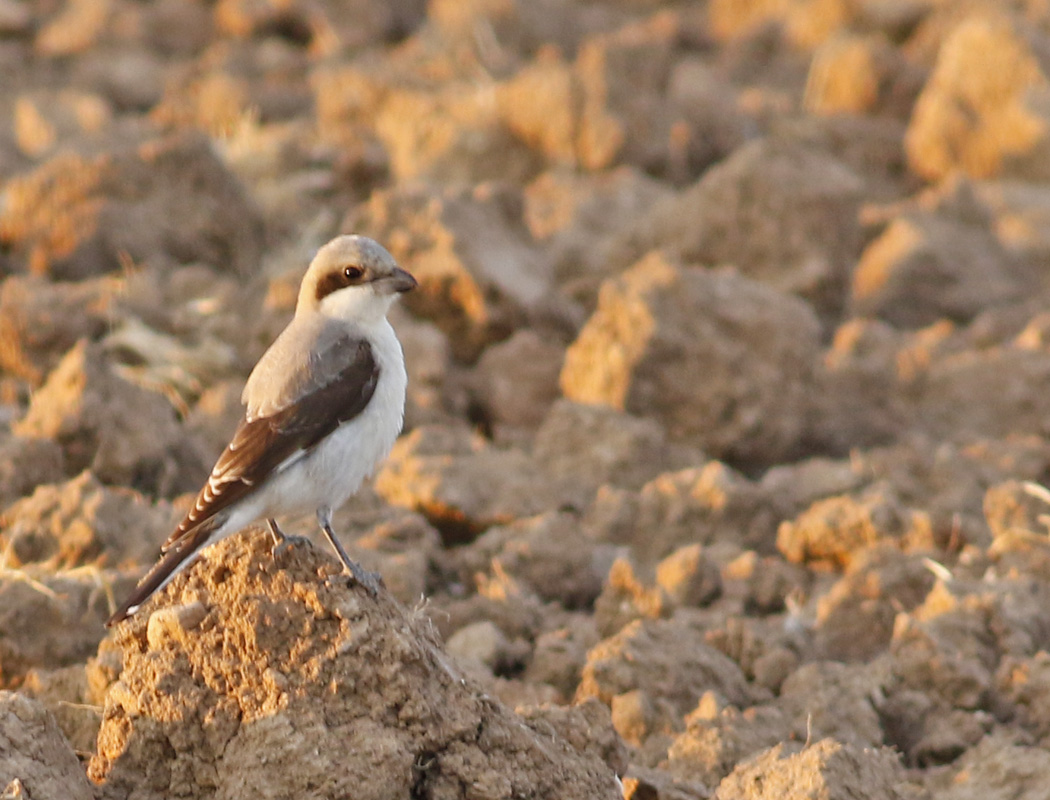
[107, 235, 417, 626]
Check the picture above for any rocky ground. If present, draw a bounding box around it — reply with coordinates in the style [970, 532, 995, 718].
[5, 0, 1050, 797]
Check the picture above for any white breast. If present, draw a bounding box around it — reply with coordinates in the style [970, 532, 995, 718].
[255, 318, 407, 519]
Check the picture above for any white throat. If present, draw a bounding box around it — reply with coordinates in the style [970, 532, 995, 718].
[309, 286, 397, 326]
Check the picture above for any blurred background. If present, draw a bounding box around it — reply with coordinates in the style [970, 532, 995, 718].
[7, 0, 1050, 797]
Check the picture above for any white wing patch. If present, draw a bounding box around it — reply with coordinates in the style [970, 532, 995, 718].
[274, 448, 308, 474]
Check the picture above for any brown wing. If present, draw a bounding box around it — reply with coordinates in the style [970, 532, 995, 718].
[161, 338, 379, 552]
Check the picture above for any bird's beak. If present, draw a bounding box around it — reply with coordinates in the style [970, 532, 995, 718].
[374, 266, 418, 295]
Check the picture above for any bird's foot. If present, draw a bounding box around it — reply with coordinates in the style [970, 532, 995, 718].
[267, 518, 310, 560]
[271, 534, 311, 560]
[332, 559, 383, 597]
[319, 519, 383, 597]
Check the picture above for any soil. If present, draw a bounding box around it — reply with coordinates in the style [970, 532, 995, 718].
[4, 1, 1050, 799]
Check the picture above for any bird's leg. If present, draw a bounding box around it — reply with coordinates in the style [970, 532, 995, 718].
[267, 518, 310, 558]
[267, 518, 284, 547]
[317, 508, 382, 596]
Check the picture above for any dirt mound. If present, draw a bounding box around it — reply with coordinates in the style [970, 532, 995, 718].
[88, 532, 621, 799]
[0, 692, 94, 800]
[713, 739, 912, 800]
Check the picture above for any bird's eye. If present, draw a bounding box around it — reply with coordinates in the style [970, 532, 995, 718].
[343, 265, 364, 282]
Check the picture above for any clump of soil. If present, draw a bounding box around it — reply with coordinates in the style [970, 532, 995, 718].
[89, 532, 621, 799]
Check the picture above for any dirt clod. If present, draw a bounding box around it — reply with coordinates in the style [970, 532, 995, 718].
[89, 533, 620, 799]
[0, 691, 93, 800]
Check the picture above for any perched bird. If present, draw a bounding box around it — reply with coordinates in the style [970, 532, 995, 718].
[107, 235, 417, 626]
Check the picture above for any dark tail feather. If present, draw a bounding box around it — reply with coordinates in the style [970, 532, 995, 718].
[106, 530, 211, 627]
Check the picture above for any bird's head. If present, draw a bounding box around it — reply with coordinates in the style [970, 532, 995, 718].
[298, 235, 417, 322]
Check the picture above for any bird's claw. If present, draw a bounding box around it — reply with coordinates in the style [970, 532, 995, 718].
[270, 534, 311, 560]
[333, 561, 383, 597]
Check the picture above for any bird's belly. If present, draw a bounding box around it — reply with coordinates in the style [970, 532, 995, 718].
[259, 377, 404, 518]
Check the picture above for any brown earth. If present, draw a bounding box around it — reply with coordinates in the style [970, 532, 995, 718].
[5, 1, 1050, 799]
[87, 532, 622, 799]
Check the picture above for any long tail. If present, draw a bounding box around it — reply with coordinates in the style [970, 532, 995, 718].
[106, 525, 214, 627]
